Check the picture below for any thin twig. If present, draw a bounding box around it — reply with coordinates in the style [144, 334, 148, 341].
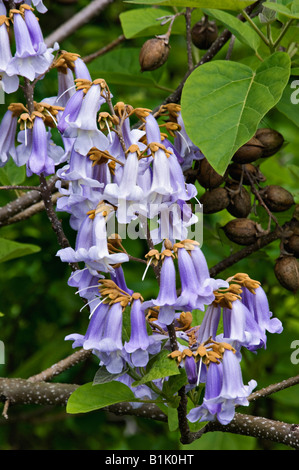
[28, 349, 92, 383]
[44, 0, 114, 47]
[83, 34, 126, 64]
[185, 8, 194, 72]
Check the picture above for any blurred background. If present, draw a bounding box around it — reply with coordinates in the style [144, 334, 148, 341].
[0, 0, 298, 450]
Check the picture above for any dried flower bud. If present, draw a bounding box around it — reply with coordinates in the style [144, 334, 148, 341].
[232, 137, 264, 164]
[139, 37, 170, 72]
[274, 256, 299, 293]
[259, 185, 294, 213]
[255, 128, 284, 158]
[200, 187, 230, 214]
[228, 162, 266, 185]
[191, 19, 218, 50]
[222, 218, 258, 245]
[197, 158, 225, 189]
[226, 182, 252, 218]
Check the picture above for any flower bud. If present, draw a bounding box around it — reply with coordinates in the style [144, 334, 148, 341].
[191, 19, 218, 50]
[259, 185, 294, 213]
[255, 128, 284, 157]
[139, 37, 170, 72]
[222, 218, 258, 245]
[274, 256, 299, 293]
[200, 187, 230, 214]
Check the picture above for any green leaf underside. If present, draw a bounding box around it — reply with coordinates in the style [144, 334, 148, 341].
[132, 350, 180, 386]
[93, 366, 129, 385]
[0, 238, 41, 263]
[203, 8, 260, 51]
[181, 52, 291, 175]
[125, 0, 257, 11]
[262, 2, 299, 19]
[66, 381, 137, 414]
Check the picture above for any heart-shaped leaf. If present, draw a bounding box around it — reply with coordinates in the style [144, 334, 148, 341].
[181, 52, 291, 175]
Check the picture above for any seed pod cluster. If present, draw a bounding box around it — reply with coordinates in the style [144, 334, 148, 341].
[232, 128, 284, 164]
[139, 37, 170, 72]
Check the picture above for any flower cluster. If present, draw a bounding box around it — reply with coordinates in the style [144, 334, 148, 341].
[0, 2, 284, 428]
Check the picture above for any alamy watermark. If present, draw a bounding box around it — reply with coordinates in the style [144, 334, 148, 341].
[0, 340, 4, 364]
[105, 202, 203, 246]
[290, 340, 299, 365]
[290, 80, 299, 105]
[0, 80, 5, 104]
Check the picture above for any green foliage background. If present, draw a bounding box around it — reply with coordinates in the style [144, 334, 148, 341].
[0, 0, 298, 450]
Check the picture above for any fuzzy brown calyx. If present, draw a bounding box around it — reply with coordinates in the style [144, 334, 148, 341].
[53, 51, 81, 74]
[226, 272, 261, 294]
[8, 103, 29, 118]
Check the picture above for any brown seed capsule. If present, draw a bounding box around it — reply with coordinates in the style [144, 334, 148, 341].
[259, 185, 294, 213]
[139, 37, 170, 72]
[222, 218, 258, 245]
[255, 128, 284, 158]
[191, 19, 218, 50]
[274, 256, 299, 293]
[226, 183, 252, 218]
[200, 187, 230, 214]
[232, 137, 264, 164]
[197, 158, 225, 189]
[228, 162, 266, 185]
[286, 235, 299, 258]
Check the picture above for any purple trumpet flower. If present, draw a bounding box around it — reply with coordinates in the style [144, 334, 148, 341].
[63, 83, 109, 156]
[65, 301, 110, 351]
[96, 301, 125, 374]
[142, 251, 178, 325]
[7, 9, 56, 81]
[0, 109, 18, 167]
[103, 147, 145, 224]
[174, 111, 205, 171]
[56, 206, 129, 275]
[241, 285, 283, 346]
[175, 246, 218, 312]
[124, 296, 151, 367]
[0, 17, 19, 93]
[67, 267, 103, 301]
[26, 114, 55, 176]
[187, 348, 257, 425]
[222, 299, 265, 350]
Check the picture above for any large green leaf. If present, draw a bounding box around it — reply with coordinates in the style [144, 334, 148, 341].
[0, 238, 41, 263]
[132, 350, 180, 386]
[66, 381, 137, 414]
[181, 52, 291, 175]
[203, 8, 261, 52]
[125, 0, 257, 10]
